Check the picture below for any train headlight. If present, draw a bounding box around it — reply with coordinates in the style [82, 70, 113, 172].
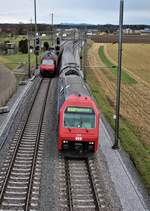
[62, 140, 69, 150]
[89, 142, 94, 145]
[63, 140, 68, 143]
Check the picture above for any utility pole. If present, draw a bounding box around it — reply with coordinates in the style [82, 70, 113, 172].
[27, 18, 33, 78]
[30, 18, 32, 35]
[34, 0, 38, 69]
[112, 0, 124, 149]
[51, 13, 54, 46]
[83, 29, 87, 81]
[80, 30, 83, 70]
[27, 33, 31, 78]
[74, 29, 76, 42]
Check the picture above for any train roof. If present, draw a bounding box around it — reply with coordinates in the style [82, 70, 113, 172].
[60, 41, 81, 73]
[60, 63, 80, 76]
[61, 75, 90, 99]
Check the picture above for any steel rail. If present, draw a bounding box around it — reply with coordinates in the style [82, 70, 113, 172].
[0, 78, 40, 151]
[25, 79, 51, 210]
[0, 79, 43, 204]
[64, 158, 102, 211]
[65, 159, 73, 211]
[86, 159, 101, 211]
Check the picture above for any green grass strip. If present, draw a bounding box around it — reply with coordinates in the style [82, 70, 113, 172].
[0, 53, 36, 70]
[99, 46, 137, 85]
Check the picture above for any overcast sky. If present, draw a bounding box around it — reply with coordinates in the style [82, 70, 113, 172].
[0, 0, 150, 25]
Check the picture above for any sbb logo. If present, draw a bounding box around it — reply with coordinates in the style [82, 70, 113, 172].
[75, 137, 82, 141]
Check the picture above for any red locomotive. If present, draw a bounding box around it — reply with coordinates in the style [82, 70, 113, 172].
[40, 52, 58, 77]
[58, 74, 100, 155]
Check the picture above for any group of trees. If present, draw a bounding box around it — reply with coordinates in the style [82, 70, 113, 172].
[0, 39, 28, 55]
[18, 39, 28, 53]
[0, 23, 50, 35]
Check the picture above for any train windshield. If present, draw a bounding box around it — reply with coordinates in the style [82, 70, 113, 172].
[64, 107, 96, 129]
[42, 59, 54, 65]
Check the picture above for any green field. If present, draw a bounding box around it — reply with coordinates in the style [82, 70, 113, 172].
[0, 53, 36, 70]
[0, 34, 53, 70]
[99, 46, 136, 84]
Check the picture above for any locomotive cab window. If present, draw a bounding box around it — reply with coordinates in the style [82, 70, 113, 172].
[42, 59, 54, 65]
[64, 107, 96, 129]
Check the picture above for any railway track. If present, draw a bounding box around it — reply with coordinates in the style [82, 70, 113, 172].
[0, 77, 41, 151]
[0, 78, 51, 210]
[58, 157, 111, 211]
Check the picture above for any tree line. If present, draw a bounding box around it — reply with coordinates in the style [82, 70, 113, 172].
[0, 23, 150, 35]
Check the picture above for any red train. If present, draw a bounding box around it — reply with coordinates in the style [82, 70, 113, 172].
[40, 51, 58, 77]
[58, 58, 100, 156]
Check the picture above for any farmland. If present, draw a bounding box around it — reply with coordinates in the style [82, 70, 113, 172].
[106, 43, 150, 84]
[86, 41, 150, 190]
[91, 34, 150, 44]
[104, 43, 150, 147]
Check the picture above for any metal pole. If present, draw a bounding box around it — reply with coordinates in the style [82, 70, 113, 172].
[83, 30, 86, 81]
[74, 29, 75, 42]
[30, 18, 32, 35]
[51, 13, 54, 46]
[34, 0, 37, 32]
[80, 30, 83, 70]
[34, 0, 38, 69]
[112, 0, 124, 149]
[27, 33, 31, 78]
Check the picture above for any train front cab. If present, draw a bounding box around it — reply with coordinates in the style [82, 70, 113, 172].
[40, 55, 58, 77]
[58, 96, 100, 155]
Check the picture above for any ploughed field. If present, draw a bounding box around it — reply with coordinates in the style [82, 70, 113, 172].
[86, 41, 150, 190]
[91, 34, 150, 44]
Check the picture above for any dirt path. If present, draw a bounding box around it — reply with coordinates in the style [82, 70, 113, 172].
[87, 43, 150, 147]
[0, 64, 16, 106]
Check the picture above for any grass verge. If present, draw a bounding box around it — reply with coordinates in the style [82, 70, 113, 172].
[99, 46, 137, 85]
[86, 42, 150, 192]
[0, 53, 36, 70]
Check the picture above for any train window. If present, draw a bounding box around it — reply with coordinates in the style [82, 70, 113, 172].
[64, 107, 95, 129]
[42, 59, 54, 65]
